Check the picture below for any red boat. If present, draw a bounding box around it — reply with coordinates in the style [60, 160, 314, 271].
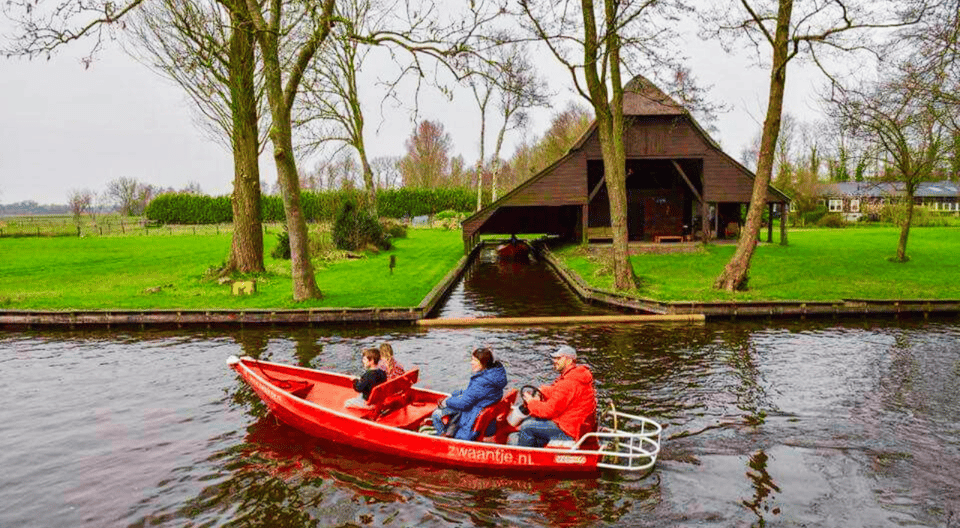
[496, 237, 531, 261]
[227, 356, 661, 474]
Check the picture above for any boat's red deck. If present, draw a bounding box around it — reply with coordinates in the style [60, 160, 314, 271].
[292, 373, 437, 430]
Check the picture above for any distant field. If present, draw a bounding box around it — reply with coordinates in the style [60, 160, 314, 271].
[0, 214, 272, 238]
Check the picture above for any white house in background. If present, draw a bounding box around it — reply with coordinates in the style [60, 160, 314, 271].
[821, 180, 960, 221]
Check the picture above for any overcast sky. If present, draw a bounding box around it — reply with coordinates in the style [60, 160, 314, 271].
[0, 16, 825, 206]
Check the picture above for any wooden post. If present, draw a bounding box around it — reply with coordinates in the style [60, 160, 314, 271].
[780, 202, 789, 246]
[767, 203, 774, 243]
[582, 204, 589, 245]
[701, 201, 710, 242]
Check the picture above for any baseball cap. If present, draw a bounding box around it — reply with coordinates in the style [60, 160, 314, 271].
[550, 345, 577, 360]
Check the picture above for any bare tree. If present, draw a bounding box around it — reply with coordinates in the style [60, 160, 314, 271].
[517, 0, 692, 290]
[370, 155, 402, 190]
[398, 120, 452, 187]
[127, 0, 267, 273]
[465, 43, 549, 210]
[703, 0, 923, 291]
[67, 188, 94, 230]
[828, 69, 954, 261]
[237, 0, 340, 301]
[106, 177, 153, 216]
[297, 0, 384, 213]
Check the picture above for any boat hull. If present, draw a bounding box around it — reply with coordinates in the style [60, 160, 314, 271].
[496, 241, 531, 261]
[230, 356, 602, 474]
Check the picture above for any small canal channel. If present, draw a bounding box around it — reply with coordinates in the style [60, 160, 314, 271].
[2, 247, 960, 527]
[435, 245, 618, 319]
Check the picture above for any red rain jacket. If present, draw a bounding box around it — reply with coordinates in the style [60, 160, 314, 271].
[526, 363, 597, 439]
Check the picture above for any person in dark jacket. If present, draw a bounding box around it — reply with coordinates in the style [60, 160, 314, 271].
[431, 348, 508, 441]
[344, 348, 387, 408]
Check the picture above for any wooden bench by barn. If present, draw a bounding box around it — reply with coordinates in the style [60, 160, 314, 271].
[587, 227, 613, 241]
[654, 235, 684, 243]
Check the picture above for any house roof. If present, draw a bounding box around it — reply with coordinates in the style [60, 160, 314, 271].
[917, 181, 960, 197]
[622, 75, 686, 116]
[823, 180, 959, 198]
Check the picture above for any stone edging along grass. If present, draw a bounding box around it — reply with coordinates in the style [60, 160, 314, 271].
[537, 244, 960, 320]
[0, 244, 482, 329]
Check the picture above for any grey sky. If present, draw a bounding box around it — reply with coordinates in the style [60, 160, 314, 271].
[0, 16, 824, 206]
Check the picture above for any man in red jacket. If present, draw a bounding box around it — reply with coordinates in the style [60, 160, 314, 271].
[513, 345, 597, 448]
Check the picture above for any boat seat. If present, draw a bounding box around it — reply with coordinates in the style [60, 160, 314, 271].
[345, 368, 419, 421]
[475, 388, 518, 442]
[377, 400, 436, 429]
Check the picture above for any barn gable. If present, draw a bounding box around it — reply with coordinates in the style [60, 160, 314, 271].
[461, 75, 790, 251]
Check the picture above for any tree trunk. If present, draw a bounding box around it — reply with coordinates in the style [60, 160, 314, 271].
[597, 124, 635, 290]
[359, 150, 377, 216]
[780, 206, 789, 246]
[897, 192, 914, 262]
[273, 122, 321, 300]
[244, 0, 326, 301]
[226, 5, 264, 273]
[714, 0, 793, 291]
[475, 159, 484, 211]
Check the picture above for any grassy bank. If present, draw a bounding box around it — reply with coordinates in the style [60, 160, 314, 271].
[0, 228, 464, 310]
[556, 227, 960, 302]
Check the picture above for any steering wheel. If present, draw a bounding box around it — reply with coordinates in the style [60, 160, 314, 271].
[518, 385, 543, 413]
[520, 385, 543, 400]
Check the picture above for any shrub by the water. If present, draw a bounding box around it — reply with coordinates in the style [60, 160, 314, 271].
[271, 228, 291, 259]
[333, 201, 391, 251]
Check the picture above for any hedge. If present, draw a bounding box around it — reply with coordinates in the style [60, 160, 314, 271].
[145, 188, 478, 225]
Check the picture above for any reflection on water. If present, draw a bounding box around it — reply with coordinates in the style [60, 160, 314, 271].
[2, 318, 960, 527]
[437, 247, 616, 318]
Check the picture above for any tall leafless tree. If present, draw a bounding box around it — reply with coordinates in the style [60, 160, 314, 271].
[296, 0, 386, 213]
[127, 0, 268, 273]
[517, 0, 693, 290]
[703, 0, 926, 291]
[398, 119, 452, 187]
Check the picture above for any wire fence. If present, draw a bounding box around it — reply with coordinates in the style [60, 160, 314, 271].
[0, 215, 287, 238]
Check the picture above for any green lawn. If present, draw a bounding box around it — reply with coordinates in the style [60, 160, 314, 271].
[0, 228, 464, 310]
[556, 226, 960, 302]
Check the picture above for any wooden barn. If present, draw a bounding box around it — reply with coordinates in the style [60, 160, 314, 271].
[461, 76, 790, 252]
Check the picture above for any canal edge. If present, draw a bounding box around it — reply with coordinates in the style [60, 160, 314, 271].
[537, 243, 960, 320]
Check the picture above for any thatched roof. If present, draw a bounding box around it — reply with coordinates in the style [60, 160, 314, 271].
[622, 75, 686, 116]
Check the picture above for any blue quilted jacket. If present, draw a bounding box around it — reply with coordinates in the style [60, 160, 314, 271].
[444, 361, 508, 440]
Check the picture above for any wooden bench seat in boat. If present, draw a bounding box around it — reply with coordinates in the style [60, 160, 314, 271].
[344, 368, 435, 428]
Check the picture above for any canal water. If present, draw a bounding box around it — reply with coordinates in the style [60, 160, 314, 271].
[3, 253, 959, 527]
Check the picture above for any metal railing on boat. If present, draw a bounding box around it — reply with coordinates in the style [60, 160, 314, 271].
[559, 410, 662, 472]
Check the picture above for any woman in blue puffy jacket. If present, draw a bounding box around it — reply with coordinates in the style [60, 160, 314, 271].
[431, 348, 508, 441]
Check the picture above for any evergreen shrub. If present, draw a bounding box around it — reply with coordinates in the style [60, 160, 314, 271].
[271, 228, 291, 259]
[145, 188, 475, 225]
[332, 200, 391, 251]
[801, 205, 828, 226]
